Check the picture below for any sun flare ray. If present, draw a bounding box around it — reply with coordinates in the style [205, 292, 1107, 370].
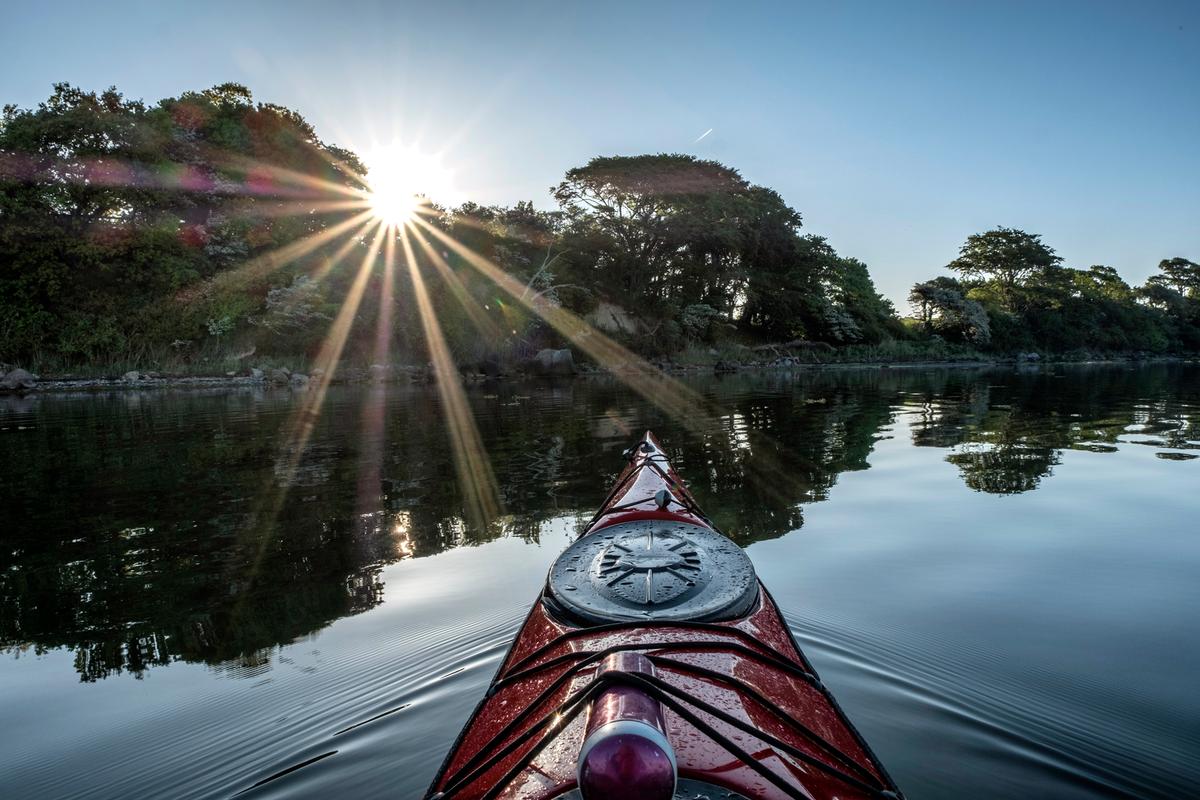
[399, 226, 502, 530]
[236, 221, 390, 601]
[216, 151, 370, 199]
[309, 218, 377, 284]
[410, 221, 817, 514]
[410, 228, 504, 342]
[356, 233, 398, 517]
[174, 209, 376, 306]
[412, 218, 818, 514]
[411, 217, 720, 431]
[297, 222, 389, 436]
[238, 198, 372, 221]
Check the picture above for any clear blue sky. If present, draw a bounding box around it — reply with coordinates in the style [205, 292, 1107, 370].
[3, 0, 1197, 306]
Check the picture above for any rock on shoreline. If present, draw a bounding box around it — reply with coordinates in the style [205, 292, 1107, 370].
[0, 367, 38, 391]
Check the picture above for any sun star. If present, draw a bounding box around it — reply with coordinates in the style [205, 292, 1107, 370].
[364, 143, 456, 227]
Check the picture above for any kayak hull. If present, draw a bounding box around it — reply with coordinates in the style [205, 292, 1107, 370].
[427, 433, 900, 800]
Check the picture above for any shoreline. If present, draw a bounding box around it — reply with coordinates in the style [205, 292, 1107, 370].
[4, 354, 1193, 395]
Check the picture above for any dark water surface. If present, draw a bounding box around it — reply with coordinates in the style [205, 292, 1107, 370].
[2, 363, 1199, 799]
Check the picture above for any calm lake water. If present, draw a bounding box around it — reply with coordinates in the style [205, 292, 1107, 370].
[2, 363, 1199, 799]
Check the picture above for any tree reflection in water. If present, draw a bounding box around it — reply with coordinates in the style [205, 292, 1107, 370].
[1, 363, 1196, 680]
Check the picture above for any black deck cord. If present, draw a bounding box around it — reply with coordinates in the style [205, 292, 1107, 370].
[478, 649, 880, 794]
[433, 671, 790, 800]
[646, 654, 881, 784]
[492, 638, 816, 698]
[579, 451, 653, 531]
[447, 651, 618, 786]
[500, 619, 811, 681]
[434, 669, 615, 799]
[445, 628, 884, 797]
[431, 669, 897, 800]
[500, 673, 808, 800]
[631, 671, 889, 796]
[457, 637, 820, 791]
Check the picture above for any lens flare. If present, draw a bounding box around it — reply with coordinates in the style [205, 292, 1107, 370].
[365, 143, 458, 226]
[399, 226, 502, 530]
[411, 217, 720, 431]
[370, 187, 419, 226]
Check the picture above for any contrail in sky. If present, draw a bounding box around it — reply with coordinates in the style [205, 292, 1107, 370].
[694, 128, 713, 143]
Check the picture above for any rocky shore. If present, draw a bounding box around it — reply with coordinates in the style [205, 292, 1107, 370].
[12, 353, 1146, 396]
[5, 346, 1189, 396]
[0, 348, 578, 394]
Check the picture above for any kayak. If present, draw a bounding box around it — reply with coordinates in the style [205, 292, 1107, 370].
[426, 432, 902, 800]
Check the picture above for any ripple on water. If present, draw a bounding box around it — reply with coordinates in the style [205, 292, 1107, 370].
[785, 612, 1198, 800]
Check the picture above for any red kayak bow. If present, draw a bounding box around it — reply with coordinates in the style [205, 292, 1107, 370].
[427, 432, 902, 800]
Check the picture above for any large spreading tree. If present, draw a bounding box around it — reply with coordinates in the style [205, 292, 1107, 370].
[946, 227, 1061, 310]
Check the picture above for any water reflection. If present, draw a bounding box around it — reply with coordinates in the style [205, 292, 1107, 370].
[907, 365, 1200, 492]
[1, 363, 1197, 682]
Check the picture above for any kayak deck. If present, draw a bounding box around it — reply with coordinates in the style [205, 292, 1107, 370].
[427, 433, 901, 800]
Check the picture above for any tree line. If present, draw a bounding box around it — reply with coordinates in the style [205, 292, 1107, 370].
[1, 83, 1197, 372]
[909, 228, 1200, 353]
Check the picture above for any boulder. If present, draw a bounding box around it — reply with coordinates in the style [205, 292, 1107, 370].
[122, 370, 141, 382]
[0, 368, 36, 391]
[714, 360, 738, 374]
[585, 301, 644, 335]
[250, 368, 264, 381]
[289, 373, 310, 388]
[529, 348, 575, 376]
[267, 368, 291, 385]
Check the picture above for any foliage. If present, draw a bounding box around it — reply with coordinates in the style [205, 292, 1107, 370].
[553, 154, 758, 312]
[0, 82, 363, 365]
[2, 82, 1197, 371]
[680, 303, 723, 341]
[913, 228, 1197, 356]
[1153, 257, 1200, 296]
[909, 276, 991, 345]
[246, 274, 331, 352]
[946, 227, 1061, 309]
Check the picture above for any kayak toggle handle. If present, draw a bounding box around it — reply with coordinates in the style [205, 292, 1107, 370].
[576, 652, 677, 800]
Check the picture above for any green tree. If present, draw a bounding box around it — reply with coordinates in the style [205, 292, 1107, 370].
[553, 154, 753, 314]
[1154, 257, 1200, 296]
[824, 255, 899, 343]
[1141, 257, 1200, 350]
[947, 227, 1061, 309]
[909, 276, 990, 345]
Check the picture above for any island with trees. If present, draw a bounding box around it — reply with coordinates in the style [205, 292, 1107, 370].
[2, 83, 1197, 388]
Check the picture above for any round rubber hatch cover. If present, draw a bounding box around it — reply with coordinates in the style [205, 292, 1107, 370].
[547, 519, 758, 624]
